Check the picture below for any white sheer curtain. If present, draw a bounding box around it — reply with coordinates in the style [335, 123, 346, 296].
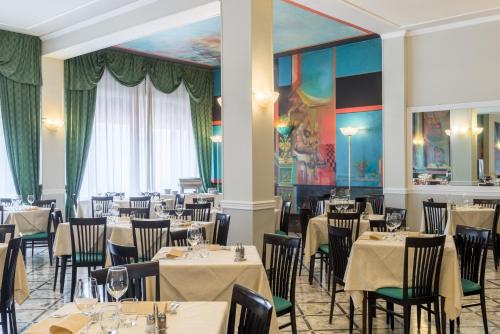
[0, 109, 17, 197]
[80, 70, 199, 198]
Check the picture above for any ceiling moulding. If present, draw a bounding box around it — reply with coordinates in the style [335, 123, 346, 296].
[407, 12, 500, 36]
[380, 30, 406, 40]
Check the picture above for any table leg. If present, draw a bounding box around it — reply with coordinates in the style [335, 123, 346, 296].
[308, 256, 315, 285]
[362, 291, 367, 334]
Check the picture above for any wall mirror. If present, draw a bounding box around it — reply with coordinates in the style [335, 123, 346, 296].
[412, 105, 500, 186]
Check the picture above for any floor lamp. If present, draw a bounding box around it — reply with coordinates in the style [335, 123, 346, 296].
[210, 135, 223, 192]
[340, 127, 359, 192]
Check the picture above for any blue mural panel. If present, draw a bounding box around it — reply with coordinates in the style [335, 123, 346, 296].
[301, 48, 334, 99]
[213, 68, 221, 96]
[278, 56, 292, 87]
[335, 110, 382, 187]
[336, 38, 382, 78]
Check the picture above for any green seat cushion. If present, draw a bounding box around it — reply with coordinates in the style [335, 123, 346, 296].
[376, 287, 414, 300]
[318, 243, 329, 254]
[461, 278, 481, 293]
[22, 232, 49, 240]
[74, 252, 104, 264]
[275, 230, 287, 236]
[273, 295, 292, 313]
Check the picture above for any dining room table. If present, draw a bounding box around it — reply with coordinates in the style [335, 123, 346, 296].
[148, 245, 279, 334]
[2, 205, 50, 236]
[343, 231, 462, 333]
[0, 242, 29, 304]
[24, 301, 229, 334]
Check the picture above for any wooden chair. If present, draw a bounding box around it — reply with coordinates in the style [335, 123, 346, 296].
[0, 238, 22, 334]
[67, 218, 107, 301]
[262, 233, 300, 334]
[423, 201, 448, 234]
[166, 209, 193, 220]
[367, 195, 384, 215]
[367, 235, 446, 334]
[0, 199, 12, 207]
[448, 225, 489, 333]
[299, 208, 314, 278]
[174, 194, 185, 207]
[32, 199, 56, 208]
[369, 219, 387, 232]
[21, 202, 56, 265]
[193, 197, 215, 206]
[52, 210, 66, 292]
[213, 213, 231, 245]
[0, 225, 15, 243]
[118, 207, 150, 219]
[91, 261, 160, 301]
[129, 196, 151, 212]
[492, 204, 500, 270]
[170, 228, 207, 247]
[276, 201, 291, 235]
[131, 219, 170, 261]
[385, 207, 408, 228]
[327, 226, 355, 331]
[355, 197, 367, 214]
[185, 203, 211, 222]
[91, 196, 114, 217]
[473, 198, 499, 209]
[227, 284, 273, 334]
[108, 241, 138, 266]
[308, 196, 324, 217]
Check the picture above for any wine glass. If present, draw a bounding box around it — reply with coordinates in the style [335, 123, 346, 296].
[27, 195, 35, 206]
[330, 189, 336, 201]
[14, 195, 22, 209]
[106, 266, 129, 314]
[154, 204, 163, 218]
[175, 204, 184, 220]
[75, 278, 99, 333]
[95, 203, 103, 217]
[187, 224, 202, 255]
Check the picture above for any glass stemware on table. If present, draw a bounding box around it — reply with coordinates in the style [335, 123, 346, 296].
[27, 194, 35, 206]
[385, 212, 403, 240]
[187, 223, 203, 257]
[106, 266, 129, 315]
[74, 277, 99, 333]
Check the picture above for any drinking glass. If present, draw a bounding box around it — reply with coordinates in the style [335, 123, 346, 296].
[14, 195, 22, 209]
[95, 203, 103, 217]
[27, 195, 35, 206]
[187, 224, 202, 255]
[75, 278, 99, 333]
[154, 204, 163, 218]
[120, 298, 139, 327]
[99, 311, 120, 334]
[199, 238, 209, 258]
[175, 204, 184, 219]
[106, 266, 129, 313]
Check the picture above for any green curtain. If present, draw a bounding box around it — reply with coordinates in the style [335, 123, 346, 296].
[0, 30, 41, 199]
[65, 50, 213, 217]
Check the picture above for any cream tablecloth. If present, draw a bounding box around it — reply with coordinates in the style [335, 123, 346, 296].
[25, 301, 228, 334]
[303, 214, 383, 262]
[344, 232, 462, 320]
[419, 206, 495, 236]
[3, 207, 50, 236]
[150, 245, 278, 334]
[0, 243, 29, 304]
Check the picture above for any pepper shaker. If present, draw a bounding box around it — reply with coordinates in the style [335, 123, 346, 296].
[145, 314, 156, 334]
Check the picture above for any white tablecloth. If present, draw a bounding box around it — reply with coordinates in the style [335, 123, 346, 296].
[344, 232, 462, 320]
[303, 214, 383, 262]
[150, 245, 278, 334]
[25, 301, 228, 334]
[0, 243, 29, 304]
[419, 206, 495, 235]
[3, 207, 50, 236]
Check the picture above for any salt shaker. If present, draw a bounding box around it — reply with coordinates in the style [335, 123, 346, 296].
[145, 314, 155, 333]
[158, 312, 167, 334]
[240, 244, 245, 259]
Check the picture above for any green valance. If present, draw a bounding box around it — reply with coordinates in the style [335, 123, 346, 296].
[0, 30, 42, 86]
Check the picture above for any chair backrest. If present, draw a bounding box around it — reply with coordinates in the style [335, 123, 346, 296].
[118, 207, 150, 219]
[193, 197, 215, 205]
[91, 196, 114, 217]
[327, 212, 360, 240]
[129, 196, 151, 210]
[0, 205, 3, 224]
[327, 226, 353, 284]
[0, 225, 15, 243]
[33, 199, 56, 208]
[367, 195, 384, 215]
[108, 241, 139, 266]
[262, 234, 300, 304]
[384, 207, 408, 227]
[227, 284, 273, 334]
[279, 201, 292, 233]
[354, 197, 367, 214]
[307, 197, 324, 217]
[45, 203, 56, 235]
[0, 198, 12, 207]
[403, 235, 446, 300]
[131, 219, 170, 261]
[299, 208, 313, 249]
[69, 218, 107, 266]
[473, 198, 499, 209]
[174, 194, 185, 206]
[369, 219, 387, 232]
[454, 225, 489, 286]
[91, 262, 161, 301]
[51, 210, 64, 234]
[0, 237, 22, 308]
[166, 209, 194, 220]
[185, 203, 211, 222]
[170, 227, 207, 247]
[213, 213, 231, 245]
[423, 201, 448, 234]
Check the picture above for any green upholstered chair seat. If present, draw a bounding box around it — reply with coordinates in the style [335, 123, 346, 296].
[461, 278, 481, 293]
[275, 230, 287, 236]
[273, 295, 292, 313]
[74, 252, 104, 264]
[319, 244, 329, 254]
[22, 232, 48, 240]
[376, 287, 415, 300]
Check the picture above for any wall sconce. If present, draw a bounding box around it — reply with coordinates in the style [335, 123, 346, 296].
[445, 127, 483, 136]
[216, 97, 222, 107]
[339, 127, 360, 136]
[253, 90, 279, 107]
[43, 117, 63, 132]
[412, 136, 424, 145]
[210, 135, 223, 143]
[472, 127, 484, 135]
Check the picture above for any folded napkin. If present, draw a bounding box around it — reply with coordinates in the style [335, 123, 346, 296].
[25, 314, 90, 334]
[122, 301, 169, 315]
[370, 233, 385, 240]
[165, 248, 185, 259]
[176, 221, 192, 227]
[407, 231, 422, 237]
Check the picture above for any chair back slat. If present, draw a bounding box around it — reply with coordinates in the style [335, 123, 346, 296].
[327, 226, 352, 284]
[307, 197, 324, 217]
[0, 198, 12, 207]
[227, 284, 273, 334]
[299, 208, 313, 250]
[166, 209, 193, 220]
[455, 225, 489, 285]
[214, 213, 231, 245]
[472, 198, 500, 209]
[129, 196, 151, 210]
[0, 225, 15, 243]
[369, 219, 387, 232]
[108, 241, 139, 265]
[91, 196, 114, 217]
[423, 201, 448, 234]
[367, 195, 384, 215]
[69, 218, 107, 266]
[193, 197, 215, 206]
[185, 203, 211, 222]
[118, 207, 150, 219]
[327, 212, 360, 240]
[1, 237, 22, 309]
[279, 201, 292, 234]
[33, 199, 56, 208]
[385, 207, 408, 227]
[132, 219, 170, 261]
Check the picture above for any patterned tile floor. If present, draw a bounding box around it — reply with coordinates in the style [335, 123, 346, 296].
[15, 247, 500, 333]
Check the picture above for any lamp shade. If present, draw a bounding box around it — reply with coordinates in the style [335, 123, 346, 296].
[210, 135, 223, 143]
[340, 127, 359, 136]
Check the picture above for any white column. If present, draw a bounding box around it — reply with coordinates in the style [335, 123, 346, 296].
[220, 0, 276, 252]
[450, 109, 478, 184]
[382, 32, 408, 209]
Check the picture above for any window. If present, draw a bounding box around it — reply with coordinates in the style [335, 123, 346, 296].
[79, 70, 199, 198]
[0, 108, 17, 197]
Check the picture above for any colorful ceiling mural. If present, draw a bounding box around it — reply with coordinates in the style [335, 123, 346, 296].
[114, 0, 370, 67]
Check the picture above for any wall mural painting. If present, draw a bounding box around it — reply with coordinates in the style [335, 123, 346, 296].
[413, 111, 450, 170]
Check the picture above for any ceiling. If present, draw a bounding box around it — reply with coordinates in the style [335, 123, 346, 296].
[115, 0, 370, 67]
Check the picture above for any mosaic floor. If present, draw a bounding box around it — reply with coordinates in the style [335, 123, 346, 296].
[16, 245, 500, 333]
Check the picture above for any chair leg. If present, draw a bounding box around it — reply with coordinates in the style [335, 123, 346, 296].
[349, 298, 354, 334]
[308, 256, 315, 285]
[1, 308, 8, 334]
[11, 305, 17, 334]
[299, 250, 303, 276]
[403, 305, 411, 334]
[48, 238, 53, 266]
[480, 292, 489, 333]
[329, 283, 337, 324]
[427, 302, 432, 323]
[60, 256, 67, 294]
[367, 294, 375, 334]
[319, 253, 323, 286]
[290, 306, 297, 334]
[387, 302, 394, 330]
[70, 266, 77, 301]
[53, 257, 59, 291]
[31, 241, 34, 257]
[417, 305, 421, 329]
[434, 298, 442, 334]
[449, 320, 455, 333]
